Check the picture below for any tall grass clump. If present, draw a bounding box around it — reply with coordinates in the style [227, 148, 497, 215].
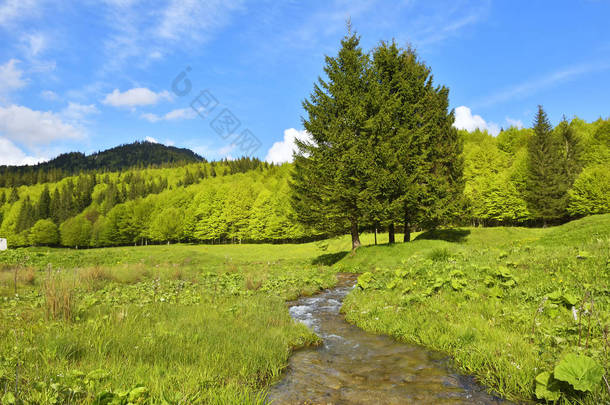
[427, 247, 452, 262]
[42, 269, 77, 321]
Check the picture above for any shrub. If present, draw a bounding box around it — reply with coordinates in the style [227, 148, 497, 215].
[29, 219, 59, 246]
[568, 165, 610, 216]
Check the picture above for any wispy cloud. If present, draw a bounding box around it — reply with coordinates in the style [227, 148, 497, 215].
[411, 8, 484, 46]
[141, 108, 196, 123]
[20, 31, 47, 58]
[475, 60, 610, 108]
[40, 89, 59, 101]
[99, 0, 245, 73]
[0, 0, 43, 28]
[61, 102, 99, 123]
[157, 0, 245, 41]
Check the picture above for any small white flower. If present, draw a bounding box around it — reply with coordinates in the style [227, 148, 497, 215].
[572, 306, 578, 321]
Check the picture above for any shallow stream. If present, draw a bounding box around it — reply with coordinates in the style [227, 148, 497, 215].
[267, 273, 509, 404]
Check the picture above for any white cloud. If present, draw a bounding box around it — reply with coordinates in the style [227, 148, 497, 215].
[144, 136, 176, 146]
[40, 90, 59, 101]
[190, 143, 237, 160]
[61, 102, 99, 122]
[453, 106, 500, 136]
[102, 88, 171, 108]
[265, 128, 312, 164]
[505, 117, 523, 129]
[140, 107, 196, 123]
[0, 137, 47, 166]
[0, 104, 83, 147]
[0, 59, 27, 96]
[149, 50, 163, 60]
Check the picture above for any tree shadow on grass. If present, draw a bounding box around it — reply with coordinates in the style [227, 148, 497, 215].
[415, 229, 471, 243]
[311, 251, 349, 266]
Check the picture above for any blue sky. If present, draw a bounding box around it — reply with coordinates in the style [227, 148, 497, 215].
[1, 0, 609, 165]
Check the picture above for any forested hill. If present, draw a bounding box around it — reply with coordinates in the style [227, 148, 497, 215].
[0, 141, 206, 187]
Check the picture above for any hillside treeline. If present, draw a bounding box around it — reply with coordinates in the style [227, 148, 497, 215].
[462, 114, 609, 226]
[0, 121, 608, 248]
[0, 158, 291, 247]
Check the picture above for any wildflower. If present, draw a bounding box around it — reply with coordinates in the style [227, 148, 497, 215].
[572, 306, 578, 321]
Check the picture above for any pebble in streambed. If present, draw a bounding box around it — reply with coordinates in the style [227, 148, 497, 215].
[266, 273, 510, 405]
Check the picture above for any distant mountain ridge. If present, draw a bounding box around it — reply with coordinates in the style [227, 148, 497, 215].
[0, 141, 206, 187]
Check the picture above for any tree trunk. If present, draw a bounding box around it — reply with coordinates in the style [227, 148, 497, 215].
[403, 211, 411, 242]
[350, 220, 361, 252]
[374, 224, 377, 245]
[388, 223, 395, 244]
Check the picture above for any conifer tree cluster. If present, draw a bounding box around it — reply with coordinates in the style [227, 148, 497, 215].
[292, 30, 463, 250]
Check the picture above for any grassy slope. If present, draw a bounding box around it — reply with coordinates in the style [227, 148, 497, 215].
[339, 214, 610, 403]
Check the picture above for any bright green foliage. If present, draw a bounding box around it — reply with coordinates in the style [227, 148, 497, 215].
[535, 371, 561, 401]
[553, 354, 604, 392]
[568, 164, 610, 216]
[555, 117, 584, 185]
[60, 215, 93, 248]
[357, 272, 374, 290]
[462, 130, 530, 225]
[29, 219, 59, 246]
[148, 207, 185, 243]
[584, 119, 610, 165]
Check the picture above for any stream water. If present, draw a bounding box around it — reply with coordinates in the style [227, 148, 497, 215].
[267, 273, 509, 405]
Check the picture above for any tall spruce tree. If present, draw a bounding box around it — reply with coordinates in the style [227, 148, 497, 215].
[367, 41, 463, 242]
[525, 106, 565, 224]
[292, 28, 371, 251]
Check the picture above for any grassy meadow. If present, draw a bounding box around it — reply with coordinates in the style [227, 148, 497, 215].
[0, 216, 608, 403]
[0, 233, 394, 404]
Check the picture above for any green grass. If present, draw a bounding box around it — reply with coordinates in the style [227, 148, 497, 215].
[1, 218, 608, 404]
[339, 214, 610, 404]
[0, 240, 349, 404]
